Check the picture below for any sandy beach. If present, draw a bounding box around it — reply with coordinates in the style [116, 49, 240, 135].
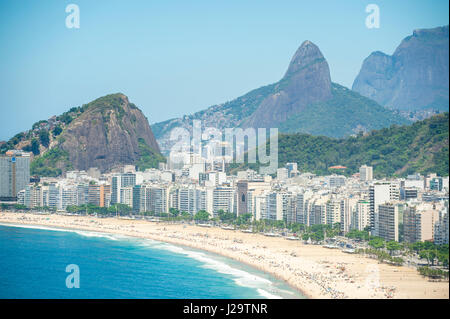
[0, 211, 448, 299]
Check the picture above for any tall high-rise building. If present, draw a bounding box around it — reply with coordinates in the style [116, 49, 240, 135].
[434, 208, 449, 245]
[404, 205, 440, 243]
[88, 184, 111, 207]
[378, 203, 399, 242]
[236, 180, 248, 216]
[326, 199, 341, 226]
[369, 182, 399, 235]
[120, 186, 134, 207]
[340, 197, 357, 233]
[354, 200, 370, 231]
[0, 150, 31, 200]
[264, 192, 294, 221]
[359, 165, 373, 182]
[212, 186, 234, 216]
[111, 173, 136, 205]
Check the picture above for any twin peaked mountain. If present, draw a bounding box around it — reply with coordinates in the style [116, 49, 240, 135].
[152, 40, 408, 152]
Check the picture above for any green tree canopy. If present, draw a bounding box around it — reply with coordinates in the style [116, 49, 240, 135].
[369, 237, 385, 249]
[194, 210, 210, 221]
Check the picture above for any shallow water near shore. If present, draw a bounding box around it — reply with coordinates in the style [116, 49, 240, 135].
[0, 224, 305, 299]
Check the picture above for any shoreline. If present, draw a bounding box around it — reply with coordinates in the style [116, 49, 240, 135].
[0, 220, 306, 299]
[0, 211, 448, 299]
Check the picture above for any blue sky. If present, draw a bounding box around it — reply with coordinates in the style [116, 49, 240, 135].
[0, 0, 448, 140]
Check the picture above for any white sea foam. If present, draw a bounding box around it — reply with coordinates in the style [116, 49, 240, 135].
[0, 222, 294, 299]
[145, 240, 285, 299]
[257, 289, 283, 299]
[0, 223, 70, 233]
[73, 230, 122, 241]
[0, 223, 122, 242]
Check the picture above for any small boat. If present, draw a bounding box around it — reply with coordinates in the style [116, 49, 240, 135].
[197, 223, 212, 227]
[241, 229, 253, 233]
[343, 248, 356, 254]
[285, 236, 300, 241]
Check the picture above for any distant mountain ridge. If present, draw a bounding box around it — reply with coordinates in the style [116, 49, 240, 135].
[1, 93, 165, 176]
[353, 25, 449, 112]
[152, 40, 408, 154]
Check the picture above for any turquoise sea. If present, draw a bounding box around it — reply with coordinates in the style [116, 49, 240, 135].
[0, 224, 305, 299]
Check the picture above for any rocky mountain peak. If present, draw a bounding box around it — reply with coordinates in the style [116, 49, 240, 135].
[243, 40, 332, 128]
[57, 93, 162, 172]
[353, 25, 449, 111]
[284, 40, 327, 78]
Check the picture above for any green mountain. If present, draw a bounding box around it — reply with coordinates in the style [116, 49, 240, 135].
[277, 83, 407, 137]
[1, 93, 165, 176]
[152, 40, 409, 154]
[230, 112, 449, 178]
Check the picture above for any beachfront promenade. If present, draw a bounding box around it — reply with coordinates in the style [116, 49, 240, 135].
[0, 211, 448, 299]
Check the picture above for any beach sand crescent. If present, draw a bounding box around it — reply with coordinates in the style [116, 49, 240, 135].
[0, 212, 448, 299]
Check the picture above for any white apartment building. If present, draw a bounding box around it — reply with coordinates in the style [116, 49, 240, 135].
[277, 168, 289, 181]
[326, 199, 341, 226]
[353, 199, 371, 231]
[403, 203, 440, 243]
[359, 165, 373, 182]
[369, 182, 400, 236]
[434, 207, 449, 245]
[212, 186, 235, 216]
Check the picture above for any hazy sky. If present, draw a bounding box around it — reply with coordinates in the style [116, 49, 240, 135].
[0, 0, 448, 140]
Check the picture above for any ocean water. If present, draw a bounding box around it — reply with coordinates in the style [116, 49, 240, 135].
[0, 224, 305, 299]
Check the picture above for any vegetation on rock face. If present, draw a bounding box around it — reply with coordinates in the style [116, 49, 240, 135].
[30, 147, 73, 177]
[230, 112, 449, 178]
[52, 125, 63, 137]
[136, 138, 166, 171]
[278, 83, 410, 136]
[30, 139, 40, 155]
[39, 130, 50, 148]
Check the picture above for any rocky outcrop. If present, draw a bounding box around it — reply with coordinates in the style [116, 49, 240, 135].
[58, 93, 161, 172]
[352, 25, 449, 111]
[242, 41, 332, 128]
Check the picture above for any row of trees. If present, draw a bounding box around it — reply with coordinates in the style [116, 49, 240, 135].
[357, 248, 404, 266]
[364, 236, 449, 269]
[418, 267, 449, 280]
